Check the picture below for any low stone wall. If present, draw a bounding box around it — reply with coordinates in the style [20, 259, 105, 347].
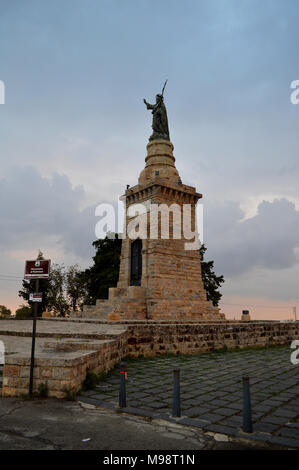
[125, 322, 299, 357]
[2, 334, 128, 398]
[1, 321, 298, 398]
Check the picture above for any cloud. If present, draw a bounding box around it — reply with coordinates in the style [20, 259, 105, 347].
[0, 166, 96, 260]
[1, 166, 298, 282]
[204, 198, 299, 277]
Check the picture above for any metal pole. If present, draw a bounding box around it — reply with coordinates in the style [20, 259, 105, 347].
[29, 278, 39, 396]
[172, 369, 181, 418]
[293, 306, 297, 322]
[242, 375, 253, 433]
[119, 362, 127, 408]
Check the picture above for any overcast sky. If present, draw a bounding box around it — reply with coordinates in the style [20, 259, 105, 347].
[0, 0, 298, 319]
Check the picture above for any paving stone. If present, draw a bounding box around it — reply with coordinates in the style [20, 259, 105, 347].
[253, 422, 278, 433]
[146, 402, 169, 410]
[253, 405, 273, 414]
[200, 412, 224, 423]
[225, 402, 242, 410]
[285, 422, 299, 429]
[261, 415, 290, 425]
[236, 431, 271, 443]
[183, 399, 201, 406]
[210, 399, 230, 407]
[271, 396, 293, 403]
[215, 407, 238, 417]
[272, 409, 298, 419]
[184, 406, 211, 416]
[277, 427, 299, 439]
[179, 417, 210, 428]
[204, 424, 238, 436]
[268, 436, 299, 449]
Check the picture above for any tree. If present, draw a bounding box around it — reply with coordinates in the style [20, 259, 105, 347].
[82, 236, 224, 308]
[18, 253, 71, 317]
[0, 305, 11, 317]
[65, 265, 87, 311]
[45, 263, 70, 317]
[18, 250, 50, 316]
[200, 244, 224, 307]
[15, 304, 32, 318]
[83, 234, 122, 304]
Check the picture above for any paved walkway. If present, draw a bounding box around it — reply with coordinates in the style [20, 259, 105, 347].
[0, 398, 253, 450]
[0, 319, 125, 338]
[0, 319, 125, 355]
[80, 346, 299, 449]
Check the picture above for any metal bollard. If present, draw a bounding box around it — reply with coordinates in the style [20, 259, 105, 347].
[119, 362, 127, 408]
[242, 375, 253, 433]
[172, 369, 181, 418]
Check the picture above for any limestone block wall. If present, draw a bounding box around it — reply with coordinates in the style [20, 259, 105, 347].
[125, 322, 299, 357]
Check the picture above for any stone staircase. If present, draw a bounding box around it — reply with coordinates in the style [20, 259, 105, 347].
[72, 299, 112, 319]
[73, 286, 147, 321]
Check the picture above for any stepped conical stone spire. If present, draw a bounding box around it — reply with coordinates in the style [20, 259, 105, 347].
[138, 140, 179, 185]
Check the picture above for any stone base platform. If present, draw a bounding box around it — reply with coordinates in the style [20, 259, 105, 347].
[79, 286, 147, 321]
[76, 286, 225, 322]
[0, 318, 298, 399]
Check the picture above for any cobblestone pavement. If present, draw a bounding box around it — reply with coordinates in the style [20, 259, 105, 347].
[80, 346, 299, 449]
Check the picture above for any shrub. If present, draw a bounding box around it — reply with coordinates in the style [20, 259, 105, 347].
[15, 305, 32, 319]
[82, 370, 101, 390]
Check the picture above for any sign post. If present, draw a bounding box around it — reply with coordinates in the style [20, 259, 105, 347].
[24, 259, 50, 396]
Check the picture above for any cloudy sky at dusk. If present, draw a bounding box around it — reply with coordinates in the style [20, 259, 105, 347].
[0, 0, 299, 319]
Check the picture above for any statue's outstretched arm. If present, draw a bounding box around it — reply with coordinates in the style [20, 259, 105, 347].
[143, 99, 154, 110]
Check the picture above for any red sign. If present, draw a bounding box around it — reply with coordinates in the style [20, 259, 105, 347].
[24, 260, 51, 279]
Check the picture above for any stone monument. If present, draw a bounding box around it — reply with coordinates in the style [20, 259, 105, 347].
[82, 85, 225, 321]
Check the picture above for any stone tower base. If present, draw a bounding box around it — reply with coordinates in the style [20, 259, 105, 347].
[79, 284, 224, 321]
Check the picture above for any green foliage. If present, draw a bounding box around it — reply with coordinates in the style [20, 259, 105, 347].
[82, 370, 102, 390]
[83, 234, 122, 304]
[65, 264, 87, 311]
[82, 236, 223, 308]
[46, 263, 69, 317]
[62, 387, 77, 401]
[200, 244, 225, 307]
[15, 304, 32, 318]
[0, 305, 11, 317]
[35, 381, 48, 398]
[18, 251, 86, 317]
[18, 251, 50, 317]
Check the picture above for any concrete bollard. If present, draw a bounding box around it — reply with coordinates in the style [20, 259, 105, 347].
[119, 361, 127, 408]
[172, 369, 181, 418]
[242, 375, 253, 433]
